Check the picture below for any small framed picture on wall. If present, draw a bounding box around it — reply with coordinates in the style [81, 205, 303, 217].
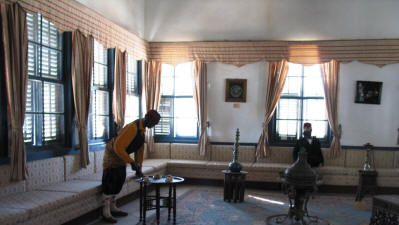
[225, 79, 247, 102]
[355, 81, 383, 104]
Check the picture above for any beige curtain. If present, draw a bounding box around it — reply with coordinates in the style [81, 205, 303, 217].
[256, 59, 289, 158]
[1, 2, 28, 181]
[320, 59, 342, 158]
[193, 60, 208, 156]
[112, 49, 127, 132]
[143, 60, 162, 152]
[71, 30, 94, 168]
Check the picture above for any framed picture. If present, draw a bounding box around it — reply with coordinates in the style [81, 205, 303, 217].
[225, 79, 247, 102]
[355, 81, 383, 104]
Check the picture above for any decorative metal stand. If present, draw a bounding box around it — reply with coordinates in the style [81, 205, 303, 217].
[229, 128, 242, 172]
[266, 148, 329, 225]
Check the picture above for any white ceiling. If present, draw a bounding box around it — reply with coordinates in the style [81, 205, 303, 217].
[78, 0, 399, 42]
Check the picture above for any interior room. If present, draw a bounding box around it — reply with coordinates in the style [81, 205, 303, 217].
[0, 0, 399, 224]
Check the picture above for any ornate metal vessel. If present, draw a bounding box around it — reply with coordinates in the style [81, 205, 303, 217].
[229, 128, 242, 172]
[266, 148, 329, 225]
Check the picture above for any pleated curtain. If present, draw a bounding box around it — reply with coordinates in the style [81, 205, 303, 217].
[193, 60, 208, 156]
[143, 60, 162, 152]
[71, 30, 94, 168]
[112, 49, 127, 132]
[1, 2, 28, 181]
[256, 59, 289, 158]
[320, 59, 342, 158]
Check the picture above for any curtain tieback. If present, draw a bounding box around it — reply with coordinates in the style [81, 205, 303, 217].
[336, 124, 342, 139]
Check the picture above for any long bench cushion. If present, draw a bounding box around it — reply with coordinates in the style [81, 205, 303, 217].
[0, 207, 28, 225]
[0, 190, 76, 224]
[167, 159, 208, 168]
[206, 161, 253, 170]
[36, 180, 101, 197]
[142, 159, 169, 171]
[0, 165, 25, 198]
[210, 145, 255, 163]
[250, 163, 290, 172]
[171, 144, 206, 160]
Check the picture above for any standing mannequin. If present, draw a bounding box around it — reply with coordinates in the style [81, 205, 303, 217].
[293, 123, 324, 167]
[101, 110, 161, 223]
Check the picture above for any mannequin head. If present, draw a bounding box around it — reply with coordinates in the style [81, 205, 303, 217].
[143, 110, 161, 128]
[303, 122, 312, 138]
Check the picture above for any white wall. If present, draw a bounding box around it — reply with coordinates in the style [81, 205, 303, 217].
[339, 61, 399, 147]
[207, 61, 399, 147]
[77, 0, 145, 38]
[145, 0, 399, 41]
[207, 62, 267, 143]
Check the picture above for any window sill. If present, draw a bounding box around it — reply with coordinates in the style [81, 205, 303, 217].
[154, 136, 199, 144]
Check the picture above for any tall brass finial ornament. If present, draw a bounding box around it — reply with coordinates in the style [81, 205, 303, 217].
[229, 128, 242, 172]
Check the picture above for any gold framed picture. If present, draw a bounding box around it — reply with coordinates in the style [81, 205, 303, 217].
[225, 79, 247, 102]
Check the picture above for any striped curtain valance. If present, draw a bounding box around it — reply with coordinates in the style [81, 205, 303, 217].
[149, 39, 399, 67]
[5, 0, 148, 60]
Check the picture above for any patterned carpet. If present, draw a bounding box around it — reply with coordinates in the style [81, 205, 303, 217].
[146, 188, 372, 225]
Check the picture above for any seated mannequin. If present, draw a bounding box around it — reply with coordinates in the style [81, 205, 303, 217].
[293, 123, 324, 168]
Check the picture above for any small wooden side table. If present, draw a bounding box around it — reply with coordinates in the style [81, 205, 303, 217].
[355, 170, 378, 201]
[222, 170, 248, 203]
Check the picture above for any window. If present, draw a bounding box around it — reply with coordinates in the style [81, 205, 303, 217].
[88, 40, 111, 141]
[24, 13, 64, 146]
[155, 62, 198, 141]
[270, 63, 330, 145]
[124, 54, 141, 125]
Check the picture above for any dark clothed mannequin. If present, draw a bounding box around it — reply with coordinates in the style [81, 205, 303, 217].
[292, 123, 324, 168]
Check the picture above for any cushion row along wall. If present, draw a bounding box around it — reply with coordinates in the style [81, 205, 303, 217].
[0, 143, 398, 224]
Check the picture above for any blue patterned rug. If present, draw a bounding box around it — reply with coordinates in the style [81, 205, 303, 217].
[146, 188, 372, 225]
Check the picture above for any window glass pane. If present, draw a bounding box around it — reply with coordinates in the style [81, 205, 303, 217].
[287, 63, 302, 76]
[25, 80, 42, 113]
[155, 98, 172, 135]
[26, 13, 37, 42]
[276, 119, 299, 140]
[93, 63, 107, 87]
[174, 98, 197, 137]
[303, 120, 328, 139]
[125, 95, 139, 125]
[39, 17, 60, 49]
[160, 64, 174, 95]
[94, 40, 107, 64]
[175, 62, 193, 96]
[28, 43, 37, 77]
[43, 114, 63, 142]
[303, 99, 327, 121]
[127, 54, 137, 73]
[92, 90, 109, 116]
[277, 99, 300, 120]
[41, 47, 60, 79]
[23, 114, 33, 143]
[89, 115, 109, 140]
[303, 64, 324, 97]
[43, 82, 64, 113]
[281, 76, 301, 97]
